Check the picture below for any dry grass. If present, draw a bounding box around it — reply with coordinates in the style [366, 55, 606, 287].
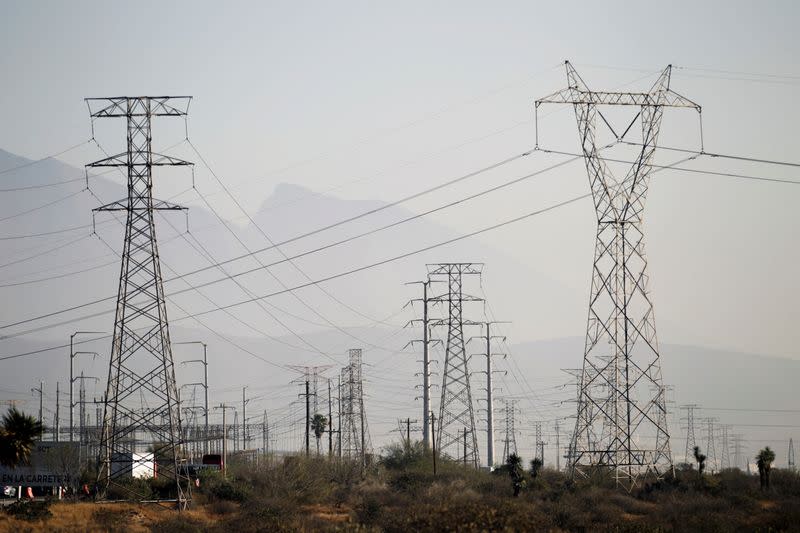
[3, 455, 800, 532]
[0, 501, 215, 533]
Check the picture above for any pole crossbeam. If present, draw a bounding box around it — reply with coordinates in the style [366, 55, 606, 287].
[537, 63, 702, 489]
[89, 96, 192, 508]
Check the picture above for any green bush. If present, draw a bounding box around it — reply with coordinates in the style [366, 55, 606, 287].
[3, 500, 52, 521]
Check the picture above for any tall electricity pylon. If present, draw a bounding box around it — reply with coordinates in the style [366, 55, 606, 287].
[428, 263, 483, 467]
[720, 425, 731, 470]
[87, 97, 193, 506]
[501, 399, 518, 461]
[340, 349, 370, 462]
[789, 438, 796, 471]
[536, 62, 701, 489]
[682, 404, 699, 464]
[704, 417, 718, 473]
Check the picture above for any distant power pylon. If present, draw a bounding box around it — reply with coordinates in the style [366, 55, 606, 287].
[500, 399, 519, 461]
[789, 438, 796, 471]
[682, 404, 699, 464]
[720, 425, 731, 470]
[87, 97, 193, 506]
[537, 62, 702, 488]
[428, 263, 483, 467]
[704, 417, 717, 473]
[340, 349, 371, 462]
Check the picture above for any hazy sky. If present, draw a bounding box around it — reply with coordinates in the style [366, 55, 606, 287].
[1, 1, 799, 461]
[3, 0, 797, 356]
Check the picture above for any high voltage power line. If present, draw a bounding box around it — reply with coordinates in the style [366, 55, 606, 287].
[0, 145, 796, 350]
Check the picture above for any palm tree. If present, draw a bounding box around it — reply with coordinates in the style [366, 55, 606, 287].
[757, 447, 776, 490]
[0, 407, 44, 468]
[506, 453, 523, 497]
[693, 445, 707, 477]
[311, 414, 327, 455]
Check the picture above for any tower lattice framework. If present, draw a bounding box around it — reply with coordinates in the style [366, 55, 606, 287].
[428, 263, 482, 467]
[87, 97, 193, 505]
[536, 63, 701, 488]
[501, 399, 518, 461]
[340, 349, 371, 460]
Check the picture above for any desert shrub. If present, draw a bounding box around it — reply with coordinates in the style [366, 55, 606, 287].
[207, 477, 249, 502]
[105, 477, 155, 501]
[92, 506, 136, 531]
[3, 500, 52, 521]
[150, 514, 205, 533]
[207, 498, 238, 515]
[380, 441, 429, 470]
[212, 496, 296, 533]
[770, 468, 800, 497]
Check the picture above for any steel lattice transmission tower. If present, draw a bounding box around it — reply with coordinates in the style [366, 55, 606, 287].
[501, 399, 518, 461]
[536, 62, 702, 488]
[340, 349, 371, 462]
[428, 263, 483, 467]
[87, 97, 193, 505]
[682, 404, 699, 464]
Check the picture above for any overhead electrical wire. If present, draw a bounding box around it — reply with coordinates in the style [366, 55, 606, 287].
[87, 141, 343, 365]
[1, 144, 791, 340]
[0, 187, 594, 359]
[186, 143, 392, 351]
[0, 139, 92, 175]
[191, 138, 457, 335]
[0, 147, 550, 335]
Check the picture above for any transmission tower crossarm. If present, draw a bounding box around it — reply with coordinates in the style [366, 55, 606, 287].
[85, 96, 192, 117]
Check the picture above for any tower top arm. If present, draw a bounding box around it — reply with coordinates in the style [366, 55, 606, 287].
[85, 96, 192, 118]
[536, 88, 700, 109]
[535, 61, 700, 111]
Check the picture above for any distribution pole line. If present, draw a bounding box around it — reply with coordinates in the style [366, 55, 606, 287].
[471, 321, 508, 469]
[538, 61, 701, 489]
[31, 381, 43, 425]
[86, 96, 192, 508]
[69, 331, 102, 442]
[405, 279, 442, 450]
